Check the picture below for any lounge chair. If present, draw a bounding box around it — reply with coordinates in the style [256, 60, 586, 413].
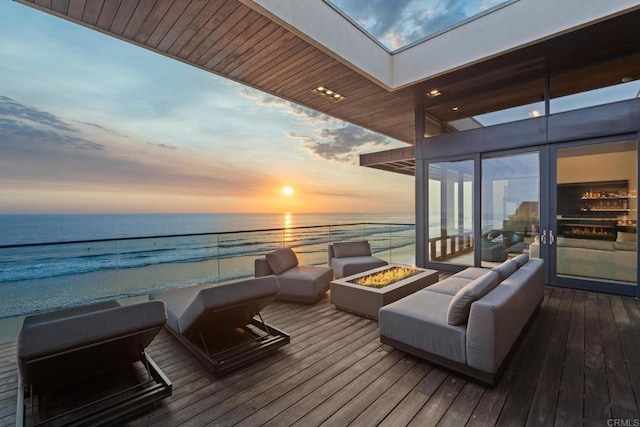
[149, 276, 289, 375]
[16, 300, 171, 426]
[255, 247, 333, 303]
[328, 240, 388, 279]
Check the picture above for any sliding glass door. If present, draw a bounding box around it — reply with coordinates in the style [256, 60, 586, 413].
[427, 159, 474, 266]
[551, 138, 638, 296]
[481, 152, 541, 268]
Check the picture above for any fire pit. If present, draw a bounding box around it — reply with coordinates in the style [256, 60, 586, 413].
[330, 264, 439, 320]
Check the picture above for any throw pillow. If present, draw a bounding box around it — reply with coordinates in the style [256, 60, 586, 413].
[447, 271, 500, 326]
[265, 248, 299, 275]
[332, 241, 372, 258]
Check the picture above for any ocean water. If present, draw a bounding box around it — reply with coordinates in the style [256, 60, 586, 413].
[0, 213, 415, 318]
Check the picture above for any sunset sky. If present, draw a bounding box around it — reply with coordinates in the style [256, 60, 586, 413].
[0, 1, 413, 214]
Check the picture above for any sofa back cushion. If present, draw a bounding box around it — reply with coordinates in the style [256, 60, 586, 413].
[266, 248, 299, 275]
[332, 241, 372, 258]
[491, 259, 518, 281]
[512, 254, 529, 268]
[447, 271, 500, 326]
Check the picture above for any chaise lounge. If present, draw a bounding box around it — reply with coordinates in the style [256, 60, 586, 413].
[149, 276, 290, 375]
[255, 247, 333, 303]
[328, 240, 388, 279]
[16, 300, 172, 426]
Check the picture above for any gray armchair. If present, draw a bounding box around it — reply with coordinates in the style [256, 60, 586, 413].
[255, 247, 332, 303]
[328, 240, 388, 279]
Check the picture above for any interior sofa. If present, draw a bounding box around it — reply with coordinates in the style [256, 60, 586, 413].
[255, 247, 333, 303]
[328, 240, 388, 279]
[529, 235, 636, 283]
[481, 230, 527, 262]
[379, 254, 544, 385]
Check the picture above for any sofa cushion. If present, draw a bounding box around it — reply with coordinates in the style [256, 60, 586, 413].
[379, 291, 467, 364]
[447, 271, 500, 326]
[266, 248, 299, 275]
[557, 237, 614, 251]
[614, 241, 637, 252]
[452, 267, 490, 281]
[332, 241, 372, 258]
[427, 277, 473, 296]
[512, 254, 529, 268]
[277, 265, 332, 300]
[491, 259, 518, 281]
[617, 231, 636, 243]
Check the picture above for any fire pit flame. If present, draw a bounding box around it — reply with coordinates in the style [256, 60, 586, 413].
[351, 266, 421, 289]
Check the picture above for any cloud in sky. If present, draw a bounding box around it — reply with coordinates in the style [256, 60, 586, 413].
[329, 0, 507, 50]
[240, 88, 401, 163]
[0, 1, 414, 214]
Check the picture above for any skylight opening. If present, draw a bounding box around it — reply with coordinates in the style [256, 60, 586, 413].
[325, 0, 517, 52]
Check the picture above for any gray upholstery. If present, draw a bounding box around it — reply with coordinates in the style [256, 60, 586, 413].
[512, 253, 529, 268]
[266, 247, 299, 275]
[491, 259, 519, 281]
[277, 266, 333, 301]
[427, 276, 474, 296]
[330, 256, 388, 279]
[256, 248, 332, 303]
[452, 267, 490, 281]
[379, 258, 545, 384]
[150, 276, 279, 335]
[378, 290, 467, 364]
[466, 258, 545, 373]
[332, 241, 372, 258]
[328, 241, 388, 279]
[447, 271, 499, 325]
[18, 300, 167, 385]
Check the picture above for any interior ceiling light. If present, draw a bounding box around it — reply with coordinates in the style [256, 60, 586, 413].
[529, 109, 541, 118]
[312, 86, 345, 102]
[621, 76, 634, 83]
[426, 89, 441, 97]
[451, 106, 460, 111]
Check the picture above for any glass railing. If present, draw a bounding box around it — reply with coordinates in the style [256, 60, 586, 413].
[0, 222, 415, 319]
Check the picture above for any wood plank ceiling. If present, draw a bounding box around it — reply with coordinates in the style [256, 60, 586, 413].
[14, 0, 640, 151]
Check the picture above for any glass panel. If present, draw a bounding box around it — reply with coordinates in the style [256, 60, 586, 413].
[428, 160, 474, 265]
[550, 53, 640, 114]
[325, 0, 514, 51]
[482, 152, 540, 267]
[428, 79, 545, 133]
[555, 140, 637, 285]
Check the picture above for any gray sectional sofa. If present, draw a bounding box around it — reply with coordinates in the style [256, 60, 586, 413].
[378, 255, 544, 385]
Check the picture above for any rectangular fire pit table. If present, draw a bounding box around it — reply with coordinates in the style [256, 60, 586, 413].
[330, 264, 439, 320]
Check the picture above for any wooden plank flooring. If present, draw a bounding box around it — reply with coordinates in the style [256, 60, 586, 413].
[1, 285, 639, 426]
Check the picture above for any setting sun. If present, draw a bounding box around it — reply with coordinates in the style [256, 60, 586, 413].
[281, 186, 294, 197]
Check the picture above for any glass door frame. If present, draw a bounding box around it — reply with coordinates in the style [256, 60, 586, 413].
[549, 133, 639, 297]
[424, 146, 551, 285]
[424, 154, 478, 273]
[479, 146, 551, 283]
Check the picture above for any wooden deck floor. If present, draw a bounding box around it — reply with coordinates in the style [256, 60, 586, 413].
[1, 285, 639, 426]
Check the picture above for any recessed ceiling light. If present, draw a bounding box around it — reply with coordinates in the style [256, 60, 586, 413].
[427, 89, 441, 97]
[529, 109, 541, 118]
[452, 106, 460, 111]
[622, 76, 634, 83]
[311, 86, 345, 102]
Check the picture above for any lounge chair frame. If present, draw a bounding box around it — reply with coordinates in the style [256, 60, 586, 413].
[167, 307, 290, 376]
[16, 319, 172, 426]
